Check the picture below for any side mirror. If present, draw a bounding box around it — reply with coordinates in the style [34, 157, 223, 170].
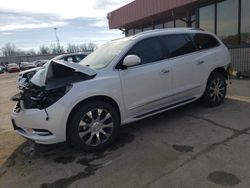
[123, 55, 141, 67]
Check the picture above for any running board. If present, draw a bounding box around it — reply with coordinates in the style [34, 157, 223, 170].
[134, 97, 196, 119]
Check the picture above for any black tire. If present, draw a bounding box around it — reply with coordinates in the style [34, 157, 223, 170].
[200, 72, 227, 107]
[68, 100, 120, 152]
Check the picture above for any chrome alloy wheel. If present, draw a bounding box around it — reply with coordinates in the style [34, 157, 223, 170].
[209, 78, 226, 103]
[78, 108, 114, 146]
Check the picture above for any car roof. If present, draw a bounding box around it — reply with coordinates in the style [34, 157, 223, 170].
[130, 27, 213, 40]
[111, 27, 215, 44]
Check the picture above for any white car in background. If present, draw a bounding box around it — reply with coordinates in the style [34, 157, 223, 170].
[11, 28, 230, 151]
[17, 52, 91, 88]
[20, 62, 36, 71]
[32, 60, 49, 67]
[52, 52, 90, 63]
[0, 66, 5, 74]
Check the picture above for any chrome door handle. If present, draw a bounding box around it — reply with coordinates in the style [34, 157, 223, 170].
[197, 60, 205, 65]
[160, 69, 170, 75]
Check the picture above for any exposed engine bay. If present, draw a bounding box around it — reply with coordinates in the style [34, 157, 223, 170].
[12, 61, 96, 110]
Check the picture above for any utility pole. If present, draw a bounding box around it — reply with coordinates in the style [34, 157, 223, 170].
[53, 28, 60, 51]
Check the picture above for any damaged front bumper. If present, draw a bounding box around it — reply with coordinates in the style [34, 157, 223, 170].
[10, 60, 97, 144]
[11, 101, 68, 144]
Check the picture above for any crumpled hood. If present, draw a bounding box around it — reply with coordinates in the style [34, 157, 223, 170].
[30, 60, 97, 87]
[51, 60, 97, 76]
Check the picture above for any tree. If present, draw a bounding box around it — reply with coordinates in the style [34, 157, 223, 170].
[50, 44, 64, 54]
[67, 42, 97, 53]
[1, 43, 17, 56]
[39, 45, 50, 54]
[87, 42, 97, 51]
[79, 44, 88, 52]
[66, 43, 80, 53]
[27, 49, 36, 55]
[0, 42, 98, 57]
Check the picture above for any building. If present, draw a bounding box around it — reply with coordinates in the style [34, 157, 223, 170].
[108, 0, 250, 76]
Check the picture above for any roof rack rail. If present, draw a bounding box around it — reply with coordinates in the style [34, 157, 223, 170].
[133, 27, 195, 37]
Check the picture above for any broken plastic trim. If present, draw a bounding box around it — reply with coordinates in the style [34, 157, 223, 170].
[13, 61, 96, 112]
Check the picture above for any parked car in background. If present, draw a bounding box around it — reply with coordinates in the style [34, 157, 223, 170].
[32, 60, 49, 67]
[0, 66, 5, 74]
[20, 62, 36, 71]
[52, 52, 91, 63]
[7, 63, 20, 73]
[11, 28, 230, 151]
[17, 52, 91, 87]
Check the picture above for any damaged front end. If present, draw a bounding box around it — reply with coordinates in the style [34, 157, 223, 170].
[12, 60, 97, 113]
[12, 83, 72, 112]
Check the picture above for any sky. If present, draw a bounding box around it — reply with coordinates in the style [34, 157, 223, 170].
[0, 0, 134, 51]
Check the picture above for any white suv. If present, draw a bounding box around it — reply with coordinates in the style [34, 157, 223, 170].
[11, 28, 230, 151]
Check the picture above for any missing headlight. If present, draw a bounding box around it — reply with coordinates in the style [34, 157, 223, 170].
[26, 84, 72, 109]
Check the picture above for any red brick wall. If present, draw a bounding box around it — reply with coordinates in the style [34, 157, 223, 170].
[108, 0, 198, 29]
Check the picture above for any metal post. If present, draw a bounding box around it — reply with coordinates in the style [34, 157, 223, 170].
[54, 28, 60, 50]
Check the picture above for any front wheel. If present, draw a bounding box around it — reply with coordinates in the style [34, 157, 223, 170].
[200, 73, 227, 107]
[68, 101, 120, 152]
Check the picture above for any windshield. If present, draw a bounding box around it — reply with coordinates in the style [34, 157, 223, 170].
[80, 38, 131, 69]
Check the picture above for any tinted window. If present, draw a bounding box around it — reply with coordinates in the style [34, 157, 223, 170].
[175, 18, 187, 27]
[127, 37, 164, 64]
[143, 26, 153, 31]
[217, 0, 238, 46]
[154, 23, 163, 29]
[189, 33, 220, 50]
[241, 0, 250, 45]
[127, 29, 134, 36]
[160, 35, 196, 58]
[199, 4, 215, 33]
[134, 28, 142, 34]
[190, 13, 196, 28]
[164, 20, 174, 28]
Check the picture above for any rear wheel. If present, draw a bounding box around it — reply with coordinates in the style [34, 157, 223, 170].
[68, 101, 120, 152]
[200, 73, 227, 107]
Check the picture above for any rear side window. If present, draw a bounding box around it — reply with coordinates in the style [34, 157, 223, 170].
[127, 37, 164, 65]
[189, 33, 220, 50]
[160, 35, 196, 58]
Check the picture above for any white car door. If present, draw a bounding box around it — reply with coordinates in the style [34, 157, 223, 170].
[160, 34, 204, 101]
[118, 37, 172, 118]
[188, 33, 223, 85]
